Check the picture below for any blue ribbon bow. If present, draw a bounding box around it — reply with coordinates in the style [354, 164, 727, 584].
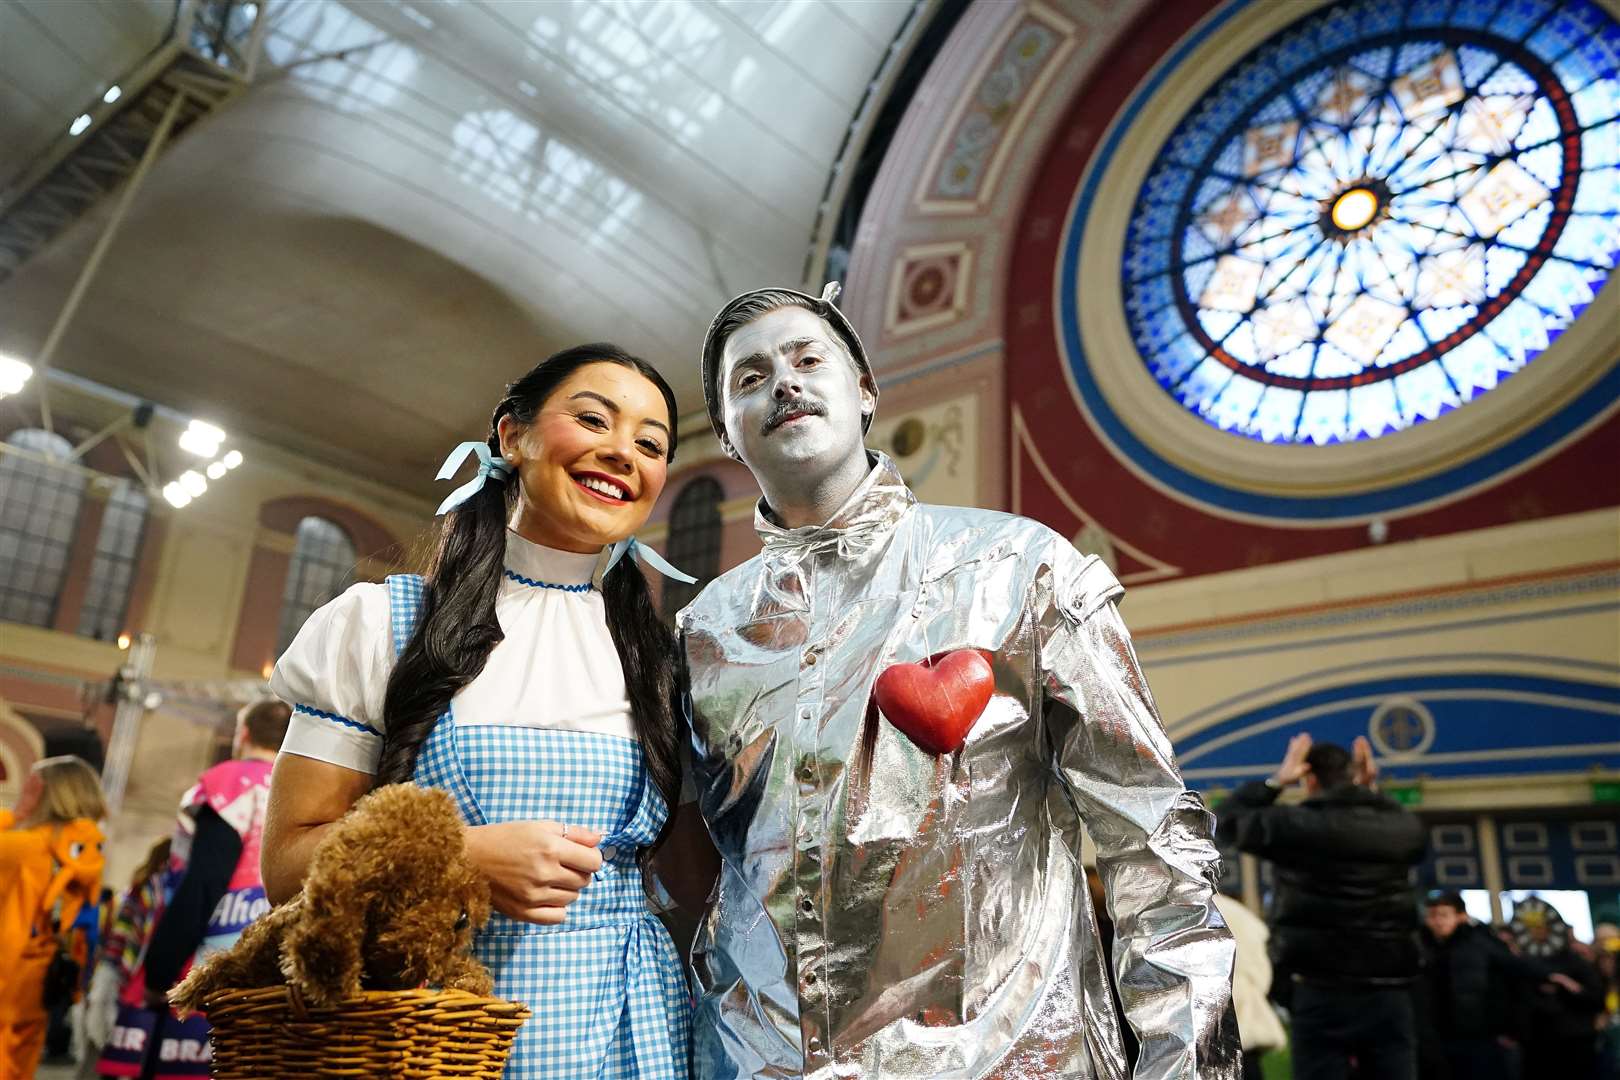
[435, 441, 514, 516]
[604, 537, 698, 584]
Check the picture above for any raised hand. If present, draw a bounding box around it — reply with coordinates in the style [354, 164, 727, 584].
[463, 820, 604, 925]
[1272, 732, 1313, 788]
[1352, 736, 1380, 788]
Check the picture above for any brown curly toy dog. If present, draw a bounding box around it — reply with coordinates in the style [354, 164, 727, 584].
[171, 783, 493, 1010]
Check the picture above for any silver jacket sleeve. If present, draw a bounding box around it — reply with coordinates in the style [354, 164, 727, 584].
[1039, 549, 1241, 1080]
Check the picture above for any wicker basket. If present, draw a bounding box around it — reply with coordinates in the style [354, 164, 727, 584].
[202, 985, 530, 1078]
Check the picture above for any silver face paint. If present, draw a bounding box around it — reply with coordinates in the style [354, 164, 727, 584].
[678, 453, 1240, 1079]
[718, 305, 872, 483]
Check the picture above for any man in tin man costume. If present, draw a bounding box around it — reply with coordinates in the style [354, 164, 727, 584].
[677, 283, 1239, 1079]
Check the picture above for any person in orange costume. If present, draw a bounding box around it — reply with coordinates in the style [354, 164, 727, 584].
[0, 755, 107, 1080]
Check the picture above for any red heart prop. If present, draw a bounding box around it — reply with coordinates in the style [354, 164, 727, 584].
[873, 649, 994, 756]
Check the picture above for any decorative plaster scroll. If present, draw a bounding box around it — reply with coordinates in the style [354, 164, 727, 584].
[870, 394, 979, 508]
[916, 2, 1079, 214]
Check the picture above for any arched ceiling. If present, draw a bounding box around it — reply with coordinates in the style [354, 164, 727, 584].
[0, 0, 919, 497]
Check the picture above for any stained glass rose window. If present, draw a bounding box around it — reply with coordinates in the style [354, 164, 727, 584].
[1122, 0, 1619, 444]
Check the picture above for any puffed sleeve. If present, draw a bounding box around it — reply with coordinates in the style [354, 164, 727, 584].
[1038, 539, 1240, 1080]
[268, 581, 393, 774]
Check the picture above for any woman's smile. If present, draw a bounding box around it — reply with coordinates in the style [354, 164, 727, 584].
[573, 471, 634, 503]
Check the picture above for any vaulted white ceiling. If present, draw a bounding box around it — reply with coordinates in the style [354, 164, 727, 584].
[0, 0, 918, 496]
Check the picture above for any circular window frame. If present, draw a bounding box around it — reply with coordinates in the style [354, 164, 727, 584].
[1367, 695, 1437, 760]
[1058, 0, 1620, 522]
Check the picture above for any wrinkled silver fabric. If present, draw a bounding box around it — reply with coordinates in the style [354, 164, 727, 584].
[678, 454, 1239, 1079]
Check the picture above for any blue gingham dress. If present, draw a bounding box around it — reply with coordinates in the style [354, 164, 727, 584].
[388, 573, 692, 1079]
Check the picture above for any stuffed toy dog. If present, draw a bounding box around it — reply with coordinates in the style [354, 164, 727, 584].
[171, 783, 493, 1010]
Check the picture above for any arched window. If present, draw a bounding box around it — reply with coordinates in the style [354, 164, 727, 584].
[77, 478, 150, 641]
[275, 516, 356, 653]
[661, 477, 723, 621]
[0, 429, 86, 627]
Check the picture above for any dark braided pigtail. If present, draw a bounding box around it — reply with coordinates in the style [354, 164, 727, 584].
[375, 441, 509, 784]
[601, 561, 680, 812]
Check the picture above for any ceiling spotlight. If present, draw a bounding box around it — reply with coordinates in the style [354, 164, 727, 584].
[178, 419, 225, 457]
[222, 449, 243, 469]
[179, 470, 207, 497]
[206, 461, 227, 479]
[70, 113, 92, 136]
[117, 633, 131, 651]
[162, 482, 192, 508]
[0, 353, 32, 396]
[103, 85, 122, 104]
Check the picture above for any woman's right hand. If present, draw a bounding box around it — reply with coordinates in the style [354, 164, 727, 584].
[463, 820, 604, 925]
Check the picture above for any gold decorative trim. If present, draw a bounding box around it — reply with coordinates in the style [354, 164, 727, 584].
[915, 1, 1079, 215]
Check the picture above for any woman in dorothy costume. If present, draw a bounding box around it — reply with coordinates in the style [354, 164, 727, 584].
[261, 345, 711, 1079]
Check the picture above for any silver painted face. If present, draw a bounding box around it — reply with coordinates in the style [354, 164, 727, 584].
[717, 306, 874, 481]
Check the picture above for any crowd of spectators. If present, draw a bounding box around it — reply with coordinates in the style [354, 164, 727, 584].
[3, 702, 290, 1079]
[9, 715, 1616, 1080]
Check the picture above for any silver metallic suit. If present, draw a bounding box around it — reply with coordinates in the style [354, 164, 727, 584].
[678, 453, 1239, 1079]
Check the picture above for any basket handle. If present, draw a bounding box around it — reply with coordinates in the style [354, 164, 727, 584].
[286, 985, 308, 1021]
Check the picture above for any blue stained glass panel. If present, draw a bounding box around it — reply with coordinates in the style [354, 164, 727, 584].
[1121, 0, 1620, 444]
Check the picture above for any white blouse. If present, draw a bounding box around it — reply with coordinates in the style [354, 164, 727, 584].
[271, 530, 634, 774]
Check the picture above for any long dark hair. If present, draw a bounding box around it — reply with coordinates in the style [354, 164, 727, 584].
[376, 344, 682, 833]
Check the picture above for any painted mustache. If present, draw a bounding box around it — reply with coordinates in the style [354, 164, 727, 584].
[762, 399, 827, 436]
